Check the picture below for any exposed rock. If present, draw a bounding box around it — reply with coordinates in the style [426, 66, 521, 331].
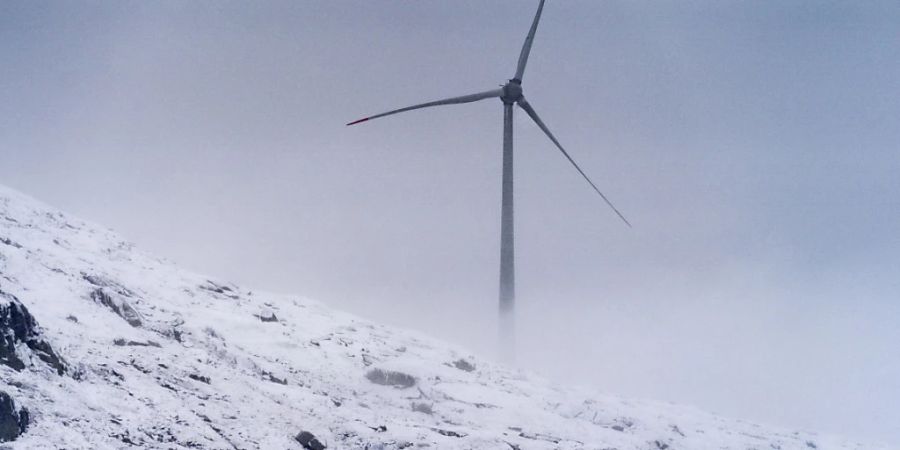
[367, 442, 413, 450]
[112, 338, 160, 347]
[518, 431, 560, 443]
[365, 368, 416, 389]
[203, 327, 221, 339]
[295, 430, 326, 450]
[610, 416, 635, 432]
[451, 358, 475, 372]
[264, 372, 288, 385]
[90, 288, 142, 327]
[200, 280, 239, 298]
[433, 428, 467, 438]
[188, 373, 211, 384]
[0, 290, 66, 375]
[0, 391, 28, 442]
[82, 274, 135, 297]
[207, 281, 231, 293]
[256, 309, 278, 322]
[0, 237, 21, 249]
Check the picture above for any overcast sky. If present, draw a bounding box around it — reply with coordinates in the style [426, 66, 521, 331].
[2, 0, 899, 445]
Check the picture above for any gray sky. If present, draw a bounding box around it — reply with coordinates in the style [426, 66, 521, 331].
[2, 0, 899, 445]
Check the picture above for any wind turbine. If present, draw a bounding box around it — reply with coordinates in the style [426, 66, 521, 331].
[347, 0, 630, 353]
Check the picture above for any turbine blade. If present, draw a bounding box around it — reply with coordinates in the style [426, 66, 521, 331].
[517, 97, 631, 227]
[346, 88, 503, 126]
[514, 0, 546, 82]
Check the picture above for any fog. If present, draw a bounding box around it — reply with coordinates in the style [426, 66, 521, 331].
[2, 0, 898, 445]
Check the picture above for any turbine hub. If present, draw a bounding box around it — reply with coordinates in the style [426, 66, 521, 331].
[501, 80, 523, 104]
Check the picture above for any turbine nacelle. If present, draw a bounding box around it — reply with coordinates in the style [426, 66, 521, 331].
[501, 80, 524, 104]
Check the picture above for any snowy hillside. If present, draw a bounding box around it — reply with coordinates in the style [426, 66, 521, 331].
[0, 184, 886, 450]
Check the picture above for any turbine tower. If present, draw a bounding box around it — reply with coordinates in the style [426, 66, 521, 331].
[347, 0, 629, 355]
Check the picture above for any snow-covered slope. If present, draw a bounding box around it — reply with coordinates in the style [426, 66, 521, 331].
[0, 184, 886, 450]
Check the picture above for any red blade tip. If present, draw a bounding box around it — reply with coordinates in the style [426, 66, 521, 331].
[346, 117, 370, 126]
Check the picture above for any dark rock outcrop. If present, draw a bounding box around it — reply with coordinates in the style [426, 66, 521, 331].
[365, 368, 416, 389]
[434, 428, 467, 438]
[200, 280, 239, 299]
[82, 274, 135, 297]
[0, 237, 22, 249]
[256, 311, 278, 322]
[188, 373, 211, 384]
[295, 430, 326, 450]
[264, 372, 288, 385]
[90, 288, 142, 327]
[0, 391, 28, 442]
[112, 338, 160, 347]
[0, 290, 66, 375]
[452, 359, 475, 372]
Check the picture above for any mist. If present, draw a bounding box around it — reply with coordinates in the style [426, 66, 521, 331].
[2, 0, 898, 445]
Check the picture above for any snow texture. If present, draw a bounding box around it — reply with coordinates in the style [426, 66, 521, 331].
[0, 184, 890, 449]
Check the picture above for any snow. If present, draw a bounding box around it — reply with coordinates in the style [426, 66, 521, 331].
[0, 183, 890, 449]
